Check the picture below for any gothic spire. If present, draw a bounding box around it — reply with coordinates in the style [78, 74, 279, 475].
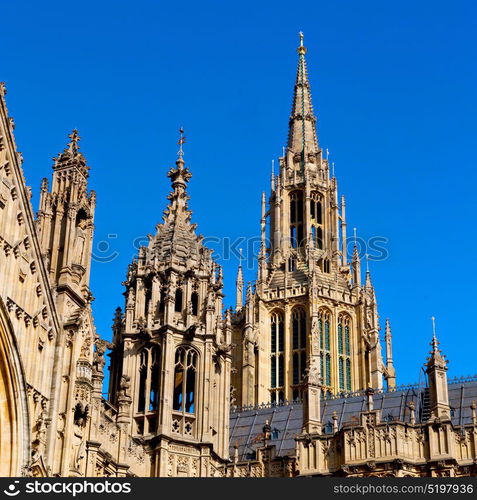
[236, 249, 244, 311]
[151, 129, 207, 268]
[384, 319, 393, 365]
[162, 129, 193, 226]
[364, 254, 373, 289]
[384, 319, 396, 389]
[287, 32, 319, 156]
[426, 317, 448, 371]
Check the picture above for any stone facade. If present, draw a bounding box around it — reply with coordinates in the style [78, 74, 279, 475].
[0, 35, 475, 477]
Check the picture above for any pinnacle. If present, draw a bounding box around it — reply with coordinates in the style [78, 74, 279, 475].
[426, 318, 448, 370]
[52, 129, 89, 176]
[287, 33, 319, 156]
[385, 318, 392, 337]
[68, 129, 80, 155]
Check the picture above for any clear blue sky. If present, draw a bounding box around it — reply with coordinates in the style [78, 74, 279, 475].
[2, 0, 476, 386]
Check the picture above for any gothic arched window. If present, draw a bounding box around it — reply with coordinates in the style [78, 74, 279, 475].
[136, 346, 162, 435]
[322, 258, 330, 273]
[290, 191, 304, 248]
[310, 192, 324, 249]
[138, 349, 148, 413]
[318, 309, 332, 387]
[292, 308, 307, 387]
[173, 346, 198, 414]
[159, 287, 166, 313]
[270, 311, 284, 403]
[149, 347, 160, 411]
[338, 314, 352, 391]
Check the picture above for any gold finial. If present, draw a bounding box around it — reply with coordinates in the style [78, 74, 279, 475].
[297, 31, 307, 55]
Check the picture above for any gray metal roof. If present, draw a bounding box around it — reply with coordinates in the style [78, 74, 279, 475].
[229, 377, 477, 460]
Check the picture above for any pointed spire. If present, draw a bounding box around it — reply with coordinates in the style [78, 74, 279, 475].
[236, 249, 244, 310]
[341, 194, 347, 265]
[352, 228, 360, 261]
[271, 159, 275, 190]
[385, 318, 393, 363]
[431, 316, 438, 347]
[260, 192, 266, 255]
[287, 32, 319, 156]
[365, 253, 372, 287]
[163, 128, 193, 225]
[385, 318, 396, 389]
[351, 228, 361, 287]
[426, 316, 448, 370]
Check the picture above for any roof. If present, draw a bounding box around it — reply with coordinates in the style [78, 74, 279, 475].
[229, 376, 477, 460]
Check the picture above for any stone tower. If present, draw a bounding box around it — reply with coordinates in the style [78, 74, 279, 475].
[108, 141, 232, 476]
[36, 129, 96, 312]
[35, 130, 98, 476]
[231, 34, 396, 407]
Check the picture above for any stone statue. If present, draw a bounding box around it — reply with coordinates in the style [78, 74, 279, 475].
[119, 374, 131, 398]
[73, 219, 88, 265]
[31, 414, 47, 463]
[71, 405, 88, 470]
[71, 420, 86, 470]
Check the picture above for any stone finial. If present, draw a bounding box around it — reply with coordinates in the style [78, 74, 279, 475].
[408, 401, 416, 425]
[262, 420, 271, 445]
[53, 129, 89, 177]
[366, 387, 374, 412]
[68, 129, 80, 155]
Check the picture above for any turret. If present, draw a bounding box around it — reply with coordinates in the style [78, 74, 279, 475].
[107, 130, 231, 475]
[36, 129, 95, 307]
[425, 317, 450, 420]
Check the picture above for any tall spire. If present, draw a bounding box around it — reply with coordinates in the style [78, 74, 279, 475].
[385, 319, 396, 389]
[364, 253, 373, 289]
[287, 32, 319, 156]
[236, 249, 244, 311]
[384, 319, 393, 364]
[426, 316, 447, 371]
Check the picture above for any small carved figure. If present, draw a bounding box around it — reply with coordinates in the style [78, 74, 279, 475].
[73, 219, 88, 265]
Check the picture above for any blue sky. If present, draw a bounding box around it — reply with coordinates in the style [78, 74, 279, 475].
[2, 0, 476, 386]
